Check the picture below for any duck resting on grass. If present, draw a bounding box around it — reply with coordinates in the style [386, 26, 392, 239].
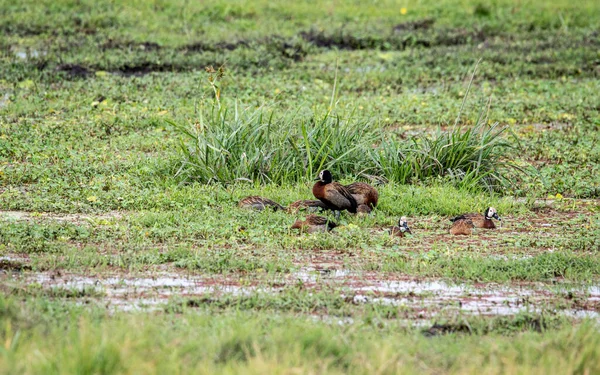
[238, 196, 285, 211]
[449, 218, 475, 235]
[345, 181, 379, 210]
[450, 207, 501, 229]
[312, 170, 358, 220]
[389, 216, 412, 237]
[357, 204, 372, 215]
[290, 214, 337, 234]
[286, 199, 328, 213]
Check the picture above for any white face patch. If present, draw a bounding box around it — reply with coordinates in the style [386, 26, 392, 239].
[398, 216, 408, 231]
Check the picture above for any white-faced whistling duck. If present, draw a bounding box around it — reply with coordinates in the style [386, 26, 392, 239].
[389, 216, 412, 237]
[238, 196, 285, 211]
[312, 170, 358, 219]
[286, 199, 328, 213]
[449, 218, 474, 235]
[450, 207, 501, 229]
[290, 214, 337, 233]
[345, 182, 379, 209]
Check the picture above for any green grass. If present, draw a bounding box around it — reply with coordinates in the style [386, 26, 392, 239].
[173, 101, 516, 189]
[0, 296, 598, 374]
[1, 0, 600, 372]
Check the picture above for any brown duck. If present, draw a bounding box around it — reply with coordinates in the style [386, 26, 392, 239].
[290, 214, 337, 233]
[238, 196, 284, 211]
[357, 204, 372, 215]
[345, 182, 379, 209]
[286, 199, 328, 213]
[449, 219, 475, 235]
[389, 216, 412, 237]
[450, 207, 501, 229]
[312, 170, 358, 219]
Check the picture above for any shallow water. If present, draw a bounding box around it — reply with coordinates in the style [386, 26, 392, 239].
[7, 269, 597, 320]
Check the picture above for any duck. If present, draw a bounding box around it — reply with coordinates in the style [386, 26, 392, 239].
[286, 199, 328, 213]
[238, 196, 284, 211]
[389, 216, 412, 237]
[449, 218, 474, 235]
[450, 207, 501, 229]
[312, 170, 358, 219]
[345, 181, 379, 209]
[357, 204, 372, 215]
[290, 214, 337, 233]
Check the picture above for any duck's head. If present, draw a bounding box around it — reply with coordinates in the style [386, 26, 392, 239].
[357, 204, 372, 215]
[398, 216, 412, 234]
[316, 170, 333, 183]
[485, 207, 501, 221]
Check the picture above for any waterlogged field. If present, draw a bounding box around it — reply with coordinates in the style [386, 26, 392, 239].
[1, 0, 600, 373]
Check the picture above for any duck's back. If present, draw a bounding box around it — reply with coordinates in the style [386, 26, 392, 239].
[450, 219, 474, 235]
[346, 182, 378, 208]
[313, 182, 357, 213]
[238, 196, 284, 211]
[451, 213, 496, 229]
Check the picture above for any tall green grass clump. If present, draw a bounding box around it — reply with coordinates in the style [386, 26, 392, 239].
[372, 122, 514, 190]
[171, 105, 375, 184]
[172, 104, 518, 191]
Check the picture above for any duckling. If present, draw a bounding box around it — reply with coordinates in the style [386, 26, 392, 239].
[389, 216, 412, 237]
[450, 207, 501, 229]
[312, 170, 358, 219]
[345, 182, 379, 209]
[286, 199, 328, 213]
[290, 214, 337, 233]
[449, 219, 474, 235]
[238, 196, 284, 211]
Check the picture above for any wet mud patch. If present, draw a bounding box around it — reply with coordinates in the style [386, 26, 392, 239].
[182, 40, 249, 53]
[56, 63, 91, 78]
[393, 18, 436, 33]
[115, 62, 178, 76]
[5, 270, 599, 321]
[101, 39, 161, 51]
[0, 256, 31, 272]
[299, 26, 491, 51]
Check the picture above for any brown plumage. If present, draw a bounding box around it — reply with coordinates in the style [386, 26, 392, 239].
[357, 204, 372, 215]
[389, 216, 412, 237]
[290, 214, 337, 233]
[312, 170, 358, 217]
[238, 196, 284, 211]
[346, 182, 379, 209]
[449, 219, 474, 235]
[450, 207, 501, 229]
[286, 199, 328, 213]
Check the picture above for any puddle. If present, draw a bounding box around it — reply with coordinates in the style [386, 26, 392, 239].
[344, 66, 387, 74]
[5, 269, 598, 320]
[407, 86, 443, 95]
[13, 49, 45, 60]
[0, 93, 10, 108]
